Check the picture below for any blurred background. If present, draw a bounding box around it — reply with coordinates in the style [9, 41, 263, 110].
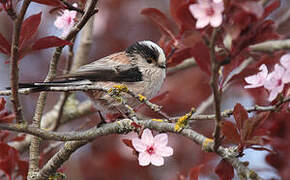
[1, 0, 290, 179]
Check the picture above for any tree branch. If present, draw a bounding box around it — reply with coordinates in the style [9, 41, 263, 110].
[2, 96, 290, 141]
[35, 141, 88, 180]
[249, 39, 290, 53]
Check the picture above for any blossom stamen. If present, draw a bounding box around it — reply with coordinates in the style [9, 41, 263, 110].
[146, 146, 155, 155]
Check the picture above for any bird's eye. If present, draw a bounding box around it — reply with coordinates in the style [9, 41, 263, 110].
[146, 58, 153, 64]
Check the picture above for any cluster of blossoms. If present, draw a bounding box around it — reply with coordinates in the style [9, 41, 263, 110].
[54, 4, 78, 37]
[132, 129, 173, 166]
[245, 53, 290, 101]
[189, 0, 224, 29]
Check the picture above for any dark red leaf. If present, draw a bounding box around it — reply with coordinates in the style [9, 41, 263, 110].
[263, 0, 280, 18]
[170, 0, 187, 23]
[149, 91, 169, 104]
[32, 0, 64, 7]
[0, 131, 10, 142]
[19, 12, 42, 48]
[122, 139, 134, 149]
[0, 33, 10, 54]
[141, 8, 177, 41]
[175, 3, 197, 32]
[167, 47, 192, 67]
[215, 159, 234, 180]
[11, 134, 26, 142]
[231, 10, 255, 32]
[242, 112, 270, 142]
[0, 97, 6, 111]
[252, 20, 279, 44]
[266, 153, 283, 170]
[0, 142, 18, 179]
[233, 103, 248, 131]
[31, 36, 72, 51]
[16, 159, 28, 179]
[221, 121, 240, 144]
[0, 113, 15, 123]
[239, 1, 264, 19]
[190, 41, 211, 75]
[189, 164, 204, 180]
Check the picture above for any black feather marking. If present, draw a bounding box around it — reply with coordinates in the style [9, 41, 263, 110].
[81, 66, 143, 82]
[8, 66, 143, 90]
[125, 42, 160, 63]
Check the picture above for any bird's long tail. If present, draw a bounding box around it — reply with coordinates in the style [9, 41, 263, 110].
[6, 79, 91, 92]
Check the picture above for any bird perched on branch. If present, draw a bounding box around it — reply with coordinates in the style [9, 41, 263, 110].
[18, 41, 167, 121]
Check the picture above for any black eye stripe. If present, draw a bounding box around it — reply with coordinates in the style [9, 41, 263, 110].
[126, 42, 160, 62]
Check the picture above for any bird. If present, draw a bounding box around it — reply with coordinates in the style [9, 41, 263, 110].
[18, 40, 167, 121]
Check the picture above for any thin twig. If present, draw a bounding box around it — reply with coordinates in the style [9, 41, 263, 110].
[167, 58, 196, 74]
[60, 0, 85, 14]
[53, 40, 75, 130]
[71, 1, 95, 71]
[126, 89, 169, 120]
[5, 3, 17, 20]
[208, 29, 222, 151]
[249, 39, 290, 53]
[10, 0, 31, 123]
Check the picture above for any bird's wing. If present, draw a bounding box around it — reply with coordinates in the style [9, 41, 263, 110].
[57, 52, 143, 82]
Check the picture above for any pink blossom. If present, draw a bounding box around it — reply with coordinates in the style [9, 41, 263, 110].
[280, 53, 290, 84]
[213, 0, 223, 3]
[54, 4, 78, 37]
[189, 0, 224, 29]
[264, 64, 285, 101]
[132, 129, 173, 166]
[244, 64, 268, 89]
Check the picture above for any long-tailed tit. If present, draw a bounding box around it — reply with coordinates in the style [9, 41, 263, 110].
[18, 41, 166, 120]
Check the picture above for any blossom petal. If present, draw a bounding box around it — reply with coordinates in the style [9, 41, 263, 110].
[132, 138, 146, 152]
[210, 13, 223, 27]
[259, 64, 268, 76]
[150, 154, 164, 166]
[244, 64, 268, 89]
[244, 75, 262, 88]
[54, 8, 77, 37]
[155, 146, 173, 157]
[244, 84, 261, 89]
[268, 89, 279, 101]
[282, 70, 290, 84]
[213, 0, 223, 3]
[274, 64, 285, 76]
[196, 17, 210, 29]
[212, 1, 224, 12]
[280, 53, 290, 69]
[54, 17, 65, 29]
[141, 129, 154, 146]
[189, 4, 207, 19]
[138, 152, 151, 166]
[154, 134, 168, 147]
